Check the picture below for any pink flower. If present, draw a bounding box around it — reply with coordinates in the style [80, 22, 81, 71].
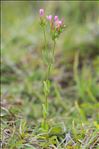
[58, 20, 62, 26]
[47, 15, 52, 21]
[55, 20, 63, 29]
[39, 9, 44, 16]
[54, 16, 58, 21]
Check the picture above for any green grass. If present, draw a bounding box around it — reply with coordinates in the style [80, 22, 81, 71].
[1, 1, 99, 149]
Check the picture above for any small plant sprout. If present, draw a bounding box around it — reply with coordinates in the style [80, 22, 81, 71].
[39, 9, 65, 131]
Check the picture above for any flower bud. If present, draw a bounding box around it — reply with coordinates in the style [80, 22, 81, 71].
[54, 16, 58, 21]
[47, 15, 52, 21]
[39, 9, 44, 17]
[58, 20, 62, 26]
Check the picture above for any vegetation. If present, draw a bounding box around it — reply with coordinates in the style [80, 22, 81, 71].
[1, 1, 99, 149]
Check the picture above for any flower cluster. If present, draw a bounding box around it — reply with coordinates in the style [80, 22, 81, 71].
[39, 8, 65, 41]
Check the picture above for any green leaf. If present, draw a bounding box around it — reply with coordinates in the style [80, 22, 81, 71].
[43, 80, 51, 95]
[42, 104, 47, 119]
[49, 125, 64, 135]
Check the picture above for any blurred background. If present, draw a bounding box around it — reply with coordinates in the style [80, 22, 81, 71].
[1, 1, 99, 126]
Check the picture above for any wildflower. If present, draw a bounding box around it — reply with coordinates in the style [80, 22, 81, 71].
[54, 16, 58, 21]
[54, 20, 59, 28]
[58, 20, 62, 26]
[39, 9, 65, 130]
[39, 9, 65, 41]
[47, 15, 52, 21]
[55, 19, 64, 30]
[39, 9, 44, 17]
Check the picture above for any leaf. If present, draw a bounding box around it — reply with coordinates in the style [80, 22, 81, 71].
[19, 119, 27, 137]
[43, 80, 51, 95]
[49, 125, 64, 136]
[0, 107, 10, 117]
[42, 104, 47, 119]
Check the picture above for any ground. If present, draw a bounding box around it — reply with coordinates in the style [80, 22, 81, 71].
[1, 1, 99, 149]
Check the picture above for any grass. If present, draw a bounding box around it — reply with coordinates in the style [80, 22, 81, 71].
[1, 1, 99, 149]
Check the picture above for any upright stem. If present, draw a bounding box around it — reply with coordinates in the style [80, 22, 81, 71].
[42, 26, 56, 130]
[43, 26, 47, 50]
[42, 26, 49, 129]
[53, 39, 56, 63]
[43, 26, 48, 110]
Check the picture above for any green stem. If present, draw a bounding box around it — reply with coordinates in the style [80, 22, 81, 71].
[43, 27, 48, 110]
[53, 39, 56, 63]
[51, 39, 56, 71]
[43, 26, 47, 50]
[45, 93, 48, 112]
[42, 26, 56, 130]
[42, 26, 49, 129]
